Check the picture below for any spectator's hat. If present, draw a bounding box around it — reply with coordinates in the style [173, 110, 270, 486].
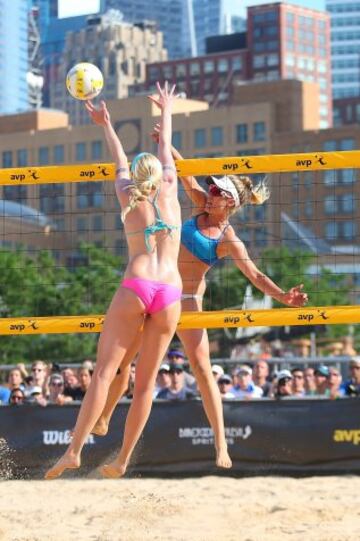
[49, 374, 64, 385]
[169, 363, 184, 372]
[236, 365, 252, 376]
[167, 349, 185, 359]
[350, 356, 360, 368]
[314, 365, 329, 377]
[277, 369, 293, 382]
[82, 360, 94, 371]
[30, 386, 43, 395]
[212, 364, 224, 377]
[159, 363, 170, 373]
[218, 374, 232, 384]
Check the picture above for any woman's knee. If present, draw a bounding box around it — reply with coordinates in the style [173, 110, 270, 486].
[191, 356, 212, 382]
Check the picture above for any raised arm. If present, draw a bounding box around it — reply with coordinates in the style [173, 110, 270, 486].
[227, 231, 308, 307]
[85, 100, 129, 173]
[151, 122, 207, 209]
[85, 100, 130, 206]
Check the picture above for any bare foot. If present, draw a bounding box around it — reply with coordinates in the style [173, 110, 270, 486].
[91, 418, 109, 437]
[100, 460, 127, 479]
[216, 446, 232, 469]
[44, 452, 80, 480]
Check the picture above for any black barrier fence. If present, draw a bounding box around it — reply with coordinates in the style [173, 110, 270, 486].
[1, 399, 360, 479]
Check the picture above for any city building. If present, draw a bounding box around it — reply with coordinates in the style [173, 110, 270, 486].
[105, 0, 227, 58]
[0, 0, 29, 114]
[134, 3, 332, 127]
[49, 12, 167, 124]
[333, 96, 360, 125]
[326, 0, 360, 99]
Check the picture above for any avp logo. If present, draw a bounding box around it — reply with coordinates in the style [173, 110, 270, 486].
[317, 309, 329, 320]
[222, 158, 253, 172]
[80, 321, 96, 330]
[98, 166, 110, 176]
[223, 312, 255, 325]
[80, 170, 96, 178]
[298, 313, 314, 322]
[298, 310, 329, 323]
[9, 320, 40, 332]
[28, 169, 40, 180]
[9, 170, 40, 182]
[296, 154, 327, 168]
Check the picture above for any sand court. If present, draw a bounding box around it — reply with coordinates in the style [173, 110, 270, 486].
[1, 475, 360, 541]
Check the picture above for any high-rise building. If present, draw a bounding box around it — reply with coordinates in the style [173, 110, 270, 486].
[50, 11, 167, 124]
[0, 1, 29, 114]
[326, 0, 360, 99]
[105, 0, 226, 58]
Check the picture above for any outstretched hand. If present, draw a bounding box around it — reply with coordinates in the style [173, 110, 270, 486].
[282, 284, 308, 307]
[148, 81, 177, 111]
[85, 100, 110, 126]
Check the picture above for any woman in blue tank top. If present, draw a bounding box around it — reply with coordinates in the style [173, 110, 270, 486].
[90, 127, 308, 470]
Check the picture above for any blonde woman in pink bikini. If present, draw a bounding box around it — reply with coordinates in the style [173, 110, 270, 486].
[45, 82, 182, 480]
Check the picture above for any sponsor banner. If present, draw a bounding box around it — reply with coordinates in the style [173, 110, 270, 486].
[0, 151, 359, 186]
[1, 399, 360, 478]
[0, 306, 359, 335]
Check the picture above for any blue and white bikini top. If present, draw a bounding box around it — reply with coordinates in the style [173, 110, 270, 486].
[127, 187, 179, 252]
[181, 213, 230, 267]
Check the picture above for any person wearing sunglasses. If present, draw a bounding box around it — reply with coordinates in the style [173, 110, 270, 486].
[88, 127, 308, 470]
[9, 388, 25, 406]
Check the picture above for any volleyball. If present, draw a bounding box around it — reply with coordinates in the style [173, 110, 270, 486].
[66, 62, 104, 100]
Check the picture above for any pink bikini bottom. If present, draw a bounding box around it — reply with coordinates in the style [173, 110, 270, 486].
[121, 277, 182, 315]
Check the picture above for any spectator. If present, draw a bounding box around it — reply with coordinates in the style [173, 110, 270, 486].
[9, 387, 25, 406]
[154, 363, 171, 398]
[252, 360, 272, 397]
[47, 374, 72, 405]
[156, 364, 196, 400]
[7, 368, 24, 391]
[125, 362, 136, 399]
[167, 348, 196, 390]
[62, 367, 79, 398]
[231, 365, 263, 399]
[218, 374, 235, 398]
[27, 385, 47, 406]
[304, 367, 316, 396]
[82, 360, 94, 374]
[63, 368, 92, 401]
[342, 357, 360, 397]
[291, 368, 305, 397]
[16, 362, 28, 380]
[0, 384, 11, 405]
[314, 365, 329, 396]
[328, 367, 344, 399]
[274, 370, 293, 399]
[211, 364, 224, 382]
[28, 360, 47, 396]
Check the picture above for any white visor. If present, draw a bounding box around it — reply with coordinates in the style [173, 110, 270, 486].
[208, 176, 240, 207]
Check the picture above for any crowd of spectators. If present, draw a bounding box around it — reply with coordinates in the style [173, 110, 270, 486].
[1, 346, 360, 406]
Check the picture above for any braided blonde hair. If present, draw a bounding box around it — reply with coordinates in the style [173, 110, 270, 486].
[227, 175, 270, 215]
[121, 152, 163, 222]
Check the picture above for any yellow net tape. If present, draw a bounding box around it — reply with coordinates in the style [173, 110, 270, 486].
[0, 151, 359, 186]
[0, 306, 359, 335]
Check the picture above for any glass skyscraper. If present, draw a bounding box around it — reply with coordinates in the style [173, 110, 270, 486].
[326, 0, 360, 98]
[0, 0, 29, 113]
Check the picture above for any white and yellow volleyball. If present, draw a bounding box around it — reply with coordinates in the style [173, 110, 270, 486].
[66, 62, 104, 100]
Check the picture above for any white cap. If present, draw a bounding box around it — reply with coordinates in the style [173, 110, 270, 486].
[207, 176, 240, 206]
[236, 365, 252, 376]
[159, 363, 170, 372]
[30, 386, 43, 395]
[277, 369, 293, 381]
[212, 364, 224, 376]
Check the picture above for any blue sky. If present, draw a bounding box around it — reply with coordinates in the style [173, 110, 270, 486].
[58, 0, 327, 19]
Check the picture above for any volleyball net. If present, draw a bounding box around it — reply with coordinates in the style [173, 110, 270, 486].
[0, 150, 359, 346]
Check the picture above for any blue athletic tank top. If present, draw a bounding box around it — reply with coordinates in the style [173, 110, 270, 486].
[181, 214, 229, 266]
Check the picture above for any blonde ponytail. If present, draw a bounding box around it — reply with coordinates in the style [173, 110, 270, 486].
[121, 153, 163, 223]
[227, 175, 270, 214]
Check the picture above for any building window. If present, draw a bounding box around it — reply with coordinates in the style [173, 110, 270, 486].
[341, 193, 355, 214]
[77, 182, 103, 209]
[76, 143, 87, 161]
[54, 145, 64, 164]
[190, 62, 200, 76]
[115, 214, 122, 230]
[341, 138, 355, 150]
[176, 64, 186, 78]
[323, 170, 337, 185]
[253, 55, 265, 68]
[172, 131, 182, 149]
[93, 215, 103, 231]
[324, 196, 337, 214]
[194, 128, 206, 148]
[304, 201, 313, 217]
[17, 149, 28, 166]
[3, 185, 27, 203]
[253, 122, 266, 142]
[325, 222, 338, 240]
[211, 127, 223, 146]
[218, 59, 228, 73]
[38, 147, 49, 165]
[342, 221, 356, 240]
[236, 124, 248, 144]
[2, 151, 12, 168]
[232, 57, 242, 71]
[323, 140, 337, 151]
[91, 141, 102, 160]
[341, 169, 355, 184]
[77, 217, 88, 232]
[39, 185, 65, 213]
[204, 60, 214, 74]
